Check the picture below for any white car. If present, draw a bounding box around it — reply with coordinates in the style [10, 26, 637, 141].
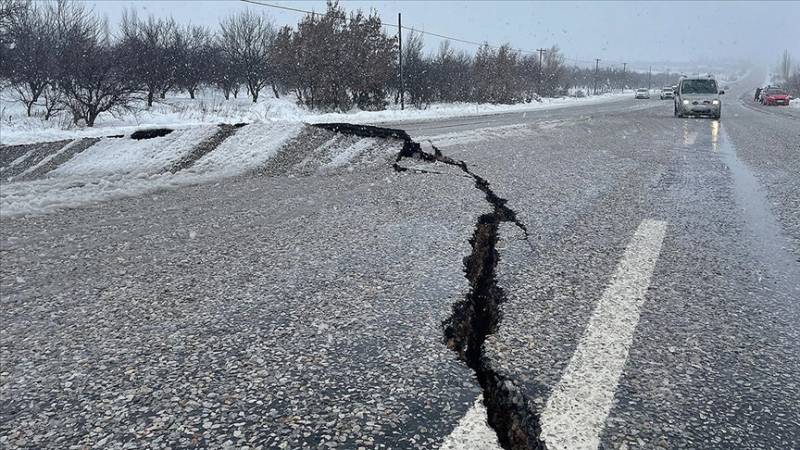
[674, 76, 723, 119]
[660, 87, 674, 100]
[635, 88, 650, 99]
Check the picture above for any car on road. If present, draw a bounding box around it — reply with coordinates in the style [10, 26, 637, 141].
[674, 76, 723, 119]
[660, 87, 674, 100]
[635, 88, 650, 99]
[760, 88, 791, 105]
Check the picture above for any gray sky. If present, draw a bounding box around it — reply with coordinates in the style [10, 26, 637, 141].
[89, 1, 800, 72]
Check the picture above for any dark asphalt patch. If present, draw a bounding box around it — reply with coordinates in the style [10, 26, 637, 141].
[130, 128, 174, 140]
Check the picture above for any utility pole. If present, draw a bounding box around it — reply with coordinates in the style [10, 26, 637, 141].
[593, 58, 600, 95]
[648, 65, 652, 91]
[622, 62, 627, 93]
[536, 48, 547, 95]
[398, 13, 404, 110]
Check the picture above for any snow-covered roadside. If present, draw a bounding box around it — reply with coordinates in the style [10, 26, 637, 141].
[304, 92, 628, 125]
[189, 122, 303, 176]
[51, 126, 219, 177]
[1, 92, 627, 145]
[790, 98, 800, 109]
[1, 122, 303, 216]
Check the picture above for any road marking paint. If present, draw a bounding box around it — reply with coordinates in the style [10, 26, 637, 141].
[539, 219, 668, 450]
[440, 395, 502, 450]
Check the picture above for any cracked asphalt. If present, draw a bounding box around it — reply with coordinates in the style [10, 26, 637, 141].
[2, 70, 799, 449]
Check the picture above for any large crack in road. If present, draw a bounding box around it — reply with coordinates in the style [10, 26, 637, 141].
[313, 123, 544, 450]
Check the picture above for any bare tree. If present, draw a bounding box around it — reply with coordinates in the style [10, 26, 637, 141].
[492, 44, 521, 103]
[53, 1, 135, 126]
[473, 44, 495, 103]
[784, 64, 800, 96]
[401, 30, 433, 108]
[344, 9, 396, 110]
[430, 41, 473, 102]
[779, 50, 792, 82]
[271, 25, 299, 100]
[541, 46, 566, 97]
[219, 10, 276, 103]
[40, 82, 66, 120]
[4, 2, 54, 116]
[119, 11, 180, 107]
[207, 43, 238, 100]
[0, 0, 26, 46]
[175, 25, 214, 99]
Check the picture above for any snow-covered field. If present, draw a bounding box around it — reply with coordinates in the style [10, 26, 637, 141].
[0, 89, 627, 145]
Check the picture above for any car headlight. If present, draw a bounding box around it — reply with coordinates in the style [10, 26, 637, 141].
[682, 100, 689, 105]
[712, 100, 720, 105]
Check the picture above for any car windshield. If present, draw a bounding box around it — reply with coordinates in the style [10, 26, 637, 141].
[765, 89, 787, 95]
[681, 79, 718, 94]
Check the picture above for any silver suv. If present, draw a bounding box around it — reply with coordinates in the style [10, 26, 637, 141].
[674, 76, 724, 119]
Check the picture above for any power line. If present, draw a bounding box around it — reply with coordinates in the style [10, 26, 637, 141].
[239, 0, 330, 18]
[240, 0, 640, 71]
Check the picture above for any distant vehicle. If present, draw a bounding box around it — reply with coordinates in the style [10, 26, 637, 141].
[758, 85, 777, 102]
[660, 87, 674, 100]
[635, 88, 650, 99]
[674, 76, 723, 119]
[760, 88, 791, 105]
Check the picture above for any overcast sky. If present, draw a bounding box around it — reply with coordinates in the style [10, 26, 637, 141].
[88, 1, 800, 72]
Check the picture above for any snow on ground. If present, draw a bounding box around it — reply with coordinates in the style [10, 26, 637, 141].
[14, 139, 80, 180]
[1, 122, 303, 216]
[189, 122, 303, 175]
[0, 87, 627, 215]
[1, 147, 37, 175]
[323, 137, 382, 169]
[51, 126, 218, 177]
[305, 92, 627, 125]
[790, 98, 800, 109]
[416, 123, 532, 148]
[414, 119, 579, 148]
[1, 89, 627, 145]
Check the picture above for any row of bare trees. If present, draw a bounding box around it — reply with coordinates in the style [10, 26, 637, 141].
[0, 0, 140, 126]
[776, 50, 800, 96]
[1, 0, 663, 127]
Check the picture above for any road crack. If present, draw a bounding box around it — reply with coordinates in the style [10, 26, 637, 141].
[314, 122, 543, 450]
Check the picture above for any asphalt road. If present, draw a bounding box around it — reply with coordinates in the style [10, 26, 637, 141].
[2, 71, 799, 449]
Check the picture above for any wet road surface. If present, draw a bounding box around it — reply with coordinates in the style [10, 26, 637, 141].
[2, 72, 799, 449]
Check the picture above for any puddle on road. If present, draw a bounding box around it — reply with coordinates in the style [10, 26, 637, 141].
[715, 123, 800, 294]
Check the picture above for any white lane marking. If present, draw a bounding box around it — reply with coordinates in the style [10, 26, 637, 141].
[440, 395, 502, 450]
[539, 219, 668, 450]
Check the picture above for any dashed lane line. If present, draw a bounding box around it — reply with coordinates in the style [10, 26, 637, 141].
[539, 219, 668, 450]
[439, 395, 501, 450]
